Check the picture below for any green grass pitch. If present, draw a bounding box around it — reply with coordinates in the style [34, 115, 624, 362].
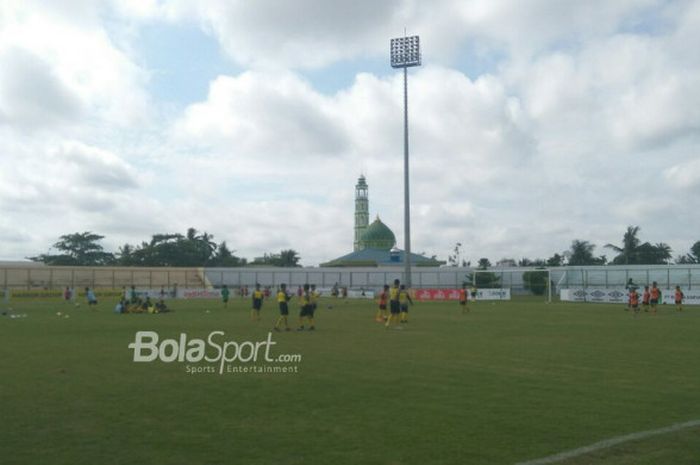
[1, 296, 699, 465]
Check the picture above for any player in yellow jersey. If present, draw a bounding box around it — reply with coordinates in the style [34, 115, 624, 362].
[274, 284, 291, 331]
[298, 283, 315, 331]
[399, 284, 413, 323]
[251, 283, 264, 321]
[385, 279, 401, 329]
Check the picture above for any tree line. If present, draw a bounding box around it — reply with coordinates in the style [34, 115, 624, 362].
[29, 225, 700, 269]
[453, 226, 700, 269]
[29, 229, 301, 268]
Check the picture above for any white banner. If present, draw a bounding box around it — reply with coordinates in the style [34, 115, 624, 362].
[130, 287, 376, 300]
[561, 288, 700, 305]
[178, 289, 224, 300]
[477, 288, 511, 300]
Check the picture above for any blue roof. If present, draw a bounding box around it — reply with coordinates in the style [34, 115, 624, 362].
[321, 248, 442, 267]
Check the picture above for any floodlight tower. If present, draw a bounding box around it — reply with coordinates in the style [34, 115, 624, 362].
[390, 33, 421, 287]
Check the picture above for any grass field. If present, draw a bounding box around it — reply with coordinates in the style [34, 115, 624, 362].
[1, 295, 699, 465]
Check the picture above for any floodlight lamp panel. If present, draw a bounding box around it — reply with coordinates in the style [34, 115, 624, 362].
[390, 35, 421, 68]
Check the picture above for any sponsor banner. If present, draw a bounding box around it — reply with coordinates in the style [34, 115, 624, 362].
[414, 288, 511, 301]
[663, 290, 700, 305]
[178, 289, 224, 300]
[123, 288, 224, 300]
[126, 289, 175, 300]
[311, 287, 374, 299]
[561, 288, 700, 305]
[560, 288, 628, 303]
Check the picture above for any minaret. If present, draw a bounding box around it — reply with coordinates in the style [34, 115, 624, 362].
[354, 175, 369, 251]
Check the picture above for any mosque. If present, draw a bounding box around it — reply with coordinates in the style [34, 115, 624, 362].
[320, 175, 443, 267]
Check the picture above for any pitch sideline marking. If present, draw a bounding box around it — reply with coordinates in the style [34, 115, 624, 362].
[515, 419, 700, 465]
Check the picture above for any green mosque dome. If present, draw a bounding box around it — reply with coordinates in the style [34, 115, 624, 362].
[359, 216, 396, 250]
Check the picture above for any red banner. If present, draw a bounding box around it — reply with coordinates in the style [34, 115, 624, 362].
[413, 288, 462, 301]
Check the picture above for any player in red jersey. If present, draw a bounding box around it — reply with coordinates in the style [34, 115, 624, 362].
[376, 285, 389, 322]
[459, 283, 469, 314]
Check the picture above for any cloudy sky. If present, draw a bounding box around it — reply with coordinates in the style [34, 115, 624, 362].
[1, 0, 699, 266]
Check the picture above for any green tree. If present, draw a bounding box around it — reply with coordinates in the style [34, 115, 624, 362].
[523, 270, 548, 295]
[30, 232, 115, 265]
[277, 249, 301, 267]
[209, 242, 246, 267]
[447, 242, 467, 267]
[116, 229, 228, 267]
[546, 253, 564, 267]
[567, 240, 605, 266]
[636, 242, 672, 264]
[677, 241, 700, 264]
[467, 259, 501, 288]
[692, 241, 700, 262]
[117, 243, 138, 266]
[251, 250, 301, 267]
[465, 270, 501, 289]
[605, 226, 672, 264]
[605, 226, 641, 264]
[518, 258, 546, 267]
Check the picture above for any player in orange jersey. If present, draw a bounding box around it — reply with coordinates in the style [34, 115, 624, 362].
[642, 285, 650, 312]
[650, 282, 661, 315]
[629, 288, 640, 316]
[674, 285, 684, 312]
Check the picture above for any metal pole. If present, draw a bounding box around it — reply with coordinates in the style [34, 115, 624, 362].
[403, 65, 412, 288]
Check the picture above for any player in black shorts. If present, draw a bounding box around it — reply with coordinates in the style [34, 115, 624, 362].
[298, 284, 315, 331]
[251, 283, 264, 321]
[385, 279, 401, 329]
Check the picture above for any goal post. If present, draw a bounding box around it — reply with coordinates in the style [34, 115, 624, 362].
[468, 268, 552, 303]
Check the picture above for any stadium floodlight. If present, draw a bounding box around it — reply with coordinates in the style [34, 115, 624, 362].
[390, 34, 421, 288]
[390, 35, 421, 68]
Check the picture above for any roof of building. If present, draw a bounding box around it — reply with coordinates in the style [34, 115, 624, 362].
[359, 217, 396, 249]
[320, 247, 444, 267]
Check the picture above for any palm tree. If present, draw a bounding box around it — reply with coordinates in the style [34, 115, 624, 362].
[278, 249, 301, 267]
[185, 227, 217, 263]
[653, 242, 672, 264]
[567, 240, 600, 265]
[691, 241, 700, 263]
[605, 226, 641, 264]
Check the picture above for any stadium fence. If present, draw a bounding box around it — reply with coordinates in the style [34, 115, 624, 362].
[2, 264, 698, 302]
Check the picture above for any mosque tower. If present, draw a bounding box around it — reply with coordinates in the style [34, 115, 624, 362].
[353, 175, 369, 251]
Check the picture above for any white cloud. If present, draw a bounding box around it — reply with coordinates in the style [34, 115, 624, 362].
[173, 71, 348, 158]
[0, 47, 83, 128]
[0, 1, 152, 129]
[665, 158, 700, 190]
[150, 0, 665, 70]
[2, 0, 700, 266]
